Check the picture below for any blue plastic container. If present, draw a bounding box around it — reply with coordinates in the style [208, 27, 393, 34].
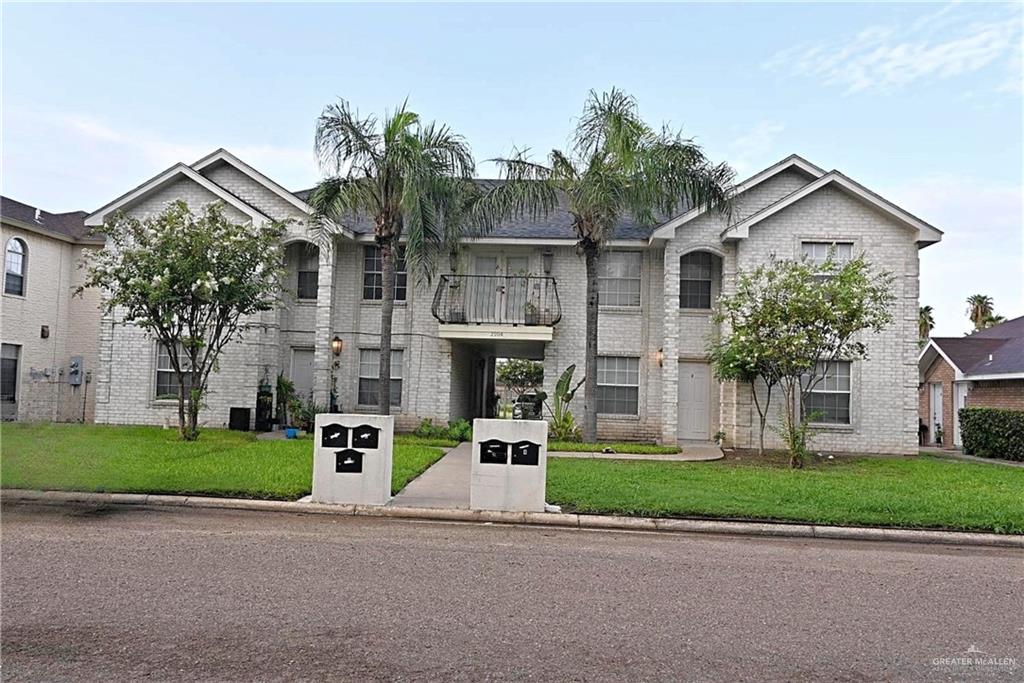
[285, 428, 299, 439]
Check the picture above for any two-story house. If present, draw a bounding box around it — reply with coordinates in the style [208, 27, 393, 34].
[82, 149, 942, 454]
[1, 197, 105, 422]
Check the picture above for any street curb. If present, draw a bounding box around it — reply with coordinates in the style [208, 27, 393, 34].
[3, 489, 1021, 549]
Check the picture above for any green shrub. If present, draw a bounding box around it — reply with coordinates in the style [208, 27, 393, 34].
[413, 418, 449, 440]
[959, 407, 1024, 461]
[447, 418, 473, 442]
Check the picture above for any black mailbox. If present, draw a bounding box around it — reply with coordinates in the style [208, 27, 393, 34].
[479, 439, 509, 464]
[352, 424, 380, 450]
[511, 440, 540, 466]
[321, 425, 349, 448]
[335, 449, 364, 473]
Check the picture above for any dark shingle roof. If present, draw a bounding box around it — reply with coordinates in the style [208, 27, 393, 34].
[931, 316, 1024, 377]
[293, 181, 680, 241]
[0, 196, 97, 242]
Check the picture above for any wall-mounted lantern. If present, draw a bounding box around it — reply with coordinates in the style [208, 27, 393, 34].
[542, 250, 554, 275]
[331, 335, 344, 356]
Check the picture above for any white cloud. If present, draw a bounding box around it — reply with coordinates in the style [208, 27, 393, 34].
[763, 3, 1023, 95]
[885, 175, 1024, 336]
[728, 121, 785, 176]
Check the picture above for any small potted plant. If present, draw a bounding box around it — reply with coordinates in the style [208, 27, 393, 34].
[934, 423, 944, 446]
[524, 301, 540, 326]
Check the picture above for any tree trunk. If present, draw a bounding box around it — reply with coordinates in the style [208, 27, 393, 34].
[582, 243, 600, 443]
[378, 240, 395, 415]
[176, 377, 188, 440]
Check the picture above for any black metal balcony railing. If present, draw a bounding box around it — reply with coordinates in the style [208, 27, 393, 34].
[431, 274, 562, 326]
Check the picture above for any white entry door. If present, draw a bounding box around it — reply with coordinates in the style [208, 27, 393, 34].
[678, 362, 710, 440]
[953, 382, 968, 447]
[929, 382, 943, 444]
[291, 348, 315, 400]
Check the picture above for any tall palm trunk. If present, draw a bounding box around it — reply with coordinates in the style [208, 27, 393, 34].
[582, 242, 600, 442]
[378, 240, 396, 415]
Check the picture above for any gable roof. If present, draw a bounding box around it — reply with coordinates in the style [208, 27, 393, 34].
[192, 148, 318, 218]
[84, 162, 270, 227]
[722, 170, 943, 246]
[648, 154, 826, 242]
[1, 196, 100, 244]
[921, 316, 1024, 380]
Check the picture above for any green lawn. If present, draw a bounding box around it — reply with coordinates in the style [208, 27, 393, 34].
[548, 454, 1024, 533]
[549, 441, 681, 454]
[1, 423, 445, 499]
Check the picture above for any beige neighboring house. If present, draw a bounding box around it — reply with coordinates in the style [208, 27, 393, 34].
[1, 197, 104, 422]
[84, 149, 942, 454]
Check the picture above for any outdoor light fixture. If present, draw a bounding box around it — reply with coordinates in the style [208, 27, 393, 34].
[542, 250, 554, 275]
[331, 335, 344, 356]
[656, 348, 664, 367]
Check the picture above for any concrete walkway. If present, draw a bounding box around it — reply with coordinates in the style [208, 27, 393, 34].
[389, 443, 471, 509]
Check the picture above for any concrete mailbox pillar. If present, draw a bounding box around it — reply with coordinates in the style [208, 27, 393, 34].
[470, 418, 547, 512]
[312, 414, 393, 506]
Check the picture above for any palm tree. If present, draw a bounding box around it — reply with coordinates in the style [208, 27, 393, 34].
[309, 99, 475, 414]
[919, 305, 935, 344]
[966, 294, 995, 331]
[475, 89, 733, 441]
[981, 313, 1006, 330]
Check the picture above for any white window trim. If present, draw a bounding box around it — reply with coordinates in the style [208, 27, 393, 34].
[362, 246, 408, 302]
[4, 237, 27, 298]
[805, 360, 854, 427]
[678, 250, 720, 311]
[596, 355, 641, 417]
[357, 348, 404, 408]
[153, 342, 196, 403]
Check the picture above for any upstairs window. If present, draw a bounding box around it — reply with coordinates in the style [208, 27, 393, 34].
[296, 246, 319, 301]
[806, 361, 851, 424]
[5, 238, 26, 296]
[679, 251, 719, 309]
[598, 252, 641, 307]
[363, 246, 407, 301]
[801, 242, 853, 268]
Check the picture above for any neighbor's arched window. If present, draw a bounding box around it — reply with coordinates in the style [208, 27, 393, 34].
[4, 238, 26, 296]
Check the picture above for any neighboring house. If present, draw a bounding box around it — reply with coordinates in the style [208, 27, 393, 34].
[918, 316, 1024, 448]
[1, 197, 104, 422]
[83, 149, 941, 454]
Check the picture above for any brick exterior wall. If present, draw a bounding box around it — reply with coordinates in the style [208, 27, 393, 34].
[1, 222, 101, 422]
[919, 355, 956, 447]
[967, 380, 1024, 412]
[89, 156, 930, 454]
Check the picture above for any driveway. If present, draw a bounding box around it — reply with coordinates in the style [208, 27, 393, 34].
[2, 503, 1021, 681]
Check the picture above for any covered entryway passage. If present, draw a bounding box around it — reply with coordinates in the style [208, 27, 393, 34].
[678, 361, 711, 440]
[449, 339, 545, 421]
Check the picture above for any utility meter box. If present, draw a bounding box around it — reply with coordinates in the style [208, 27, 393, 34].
[312, 414, 393, 506]
[470, 418, 547, 512]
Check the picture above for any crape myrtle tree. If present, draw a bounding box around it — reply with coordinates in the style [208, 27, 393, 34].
[710, 252, 895, 467]
[83, 201, 286, 440]
[496, 359, 544, 400]
[475, 89, 733, 442]
[309, 99, 476, 415]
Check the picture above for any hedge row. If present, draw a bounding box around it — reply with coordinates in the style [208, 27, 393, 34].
[958, 407, 1024, 462]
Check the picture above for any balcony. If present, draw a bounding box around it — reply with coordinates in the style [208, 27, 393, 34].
[431, 274, 561, 342]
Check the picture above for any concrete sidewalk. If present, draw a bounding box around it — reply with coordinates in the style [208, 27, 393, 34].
[389, 443, 471, 509]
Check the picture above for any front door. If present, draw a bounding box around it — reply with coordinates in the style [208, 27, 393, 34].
[953, 382, 968, 447]
[929, 382, 943, 445]
[678, 362, 710, 440]
[291, 348, 315, 401]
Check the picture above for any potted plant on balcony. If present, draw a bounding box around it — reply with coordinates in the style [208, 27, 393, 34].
[446, 279, 467, 323]
[524, 301, 540, 326]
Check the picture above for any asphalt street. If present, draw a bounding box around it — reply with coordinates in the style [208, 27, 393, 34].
[2, 503, 1021, 681]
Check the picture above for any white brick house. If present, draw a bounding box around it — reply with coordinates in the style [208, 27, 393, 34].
[1, 197, 104, 422]
[83, 150, 942, 454]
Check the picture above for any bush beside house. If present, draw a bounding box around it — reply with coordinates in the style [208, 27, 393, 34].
[958, 407, 1024, 461]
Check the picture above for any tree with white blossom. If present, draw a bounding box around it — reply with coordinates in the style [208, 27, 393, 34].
[82, 201, 286, 440]
[710, 253, 895, 467]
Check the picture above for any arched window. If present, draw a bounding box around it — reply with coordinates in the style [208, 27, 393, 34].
[679, 251, 721, 310]
[286, 243, 320, 301]
[4, 238, 26, 296]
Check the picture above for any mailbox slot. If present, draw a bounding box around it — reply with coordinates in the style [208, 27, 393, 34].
[479, 439, 509, 465]
[321, 425, 350, 448]
[352, 424, 380, 450]
[511, 440, 540, 466]
[335, 449, 364, 473]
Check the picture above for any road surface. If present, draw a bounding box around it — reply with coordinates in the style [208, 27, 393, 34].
[2, 503, 1021, 681]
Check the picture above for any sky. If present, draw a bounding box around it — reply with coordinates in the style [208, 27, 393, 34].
[2, 1, 1021, 336]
